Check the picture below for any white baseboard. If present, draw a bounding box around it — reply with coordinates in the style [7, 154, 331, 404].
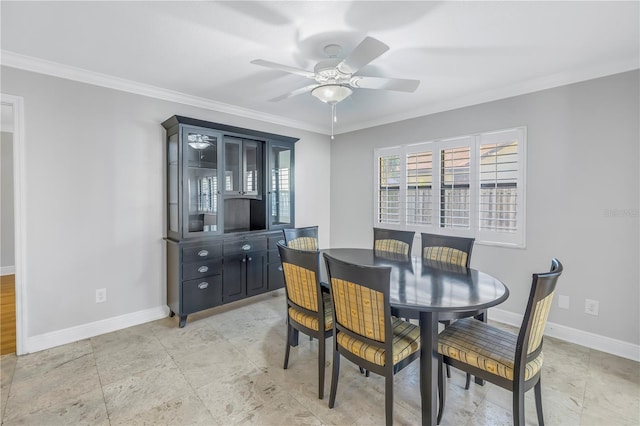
[489, 308, 640, 362]
[1, 266, 15, 275]
[23, 305, 170, 355]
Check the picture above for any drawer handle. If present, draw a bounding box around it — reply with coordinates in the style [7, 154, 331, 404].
[242, 258, 247, 263]
[198, 282, 209, 290]
[248, 257, 252, 262]
[197, 250, 209, 257]
[278, 240, 285, 245]
[278, 266, 283, 272]
[242, 244, 251, 251]
[198, 266, 209, 273]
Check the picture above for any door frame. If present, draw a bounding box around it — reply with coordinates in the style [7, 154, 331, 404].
[1, 94, 26, 355]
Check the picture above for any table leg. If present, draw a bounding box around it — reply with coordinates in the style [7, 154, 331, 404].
[419, 311, 438, 426]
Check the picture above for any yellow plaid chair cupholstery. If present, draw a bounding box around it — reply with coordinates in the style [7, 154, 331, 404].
[278, 242, 332, 400]
[437, 259, 563, 426]
[373, 228, 415, 257]
[323, 253, 420, 426]
[283, 226, 319, 251]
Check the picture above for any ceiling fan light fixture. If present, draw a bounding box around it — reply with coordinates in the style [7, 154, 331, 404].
[311, 84, 353, 104]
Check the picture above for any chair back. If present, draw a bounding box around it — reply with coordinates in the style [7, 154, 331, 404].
[373, 228, 415, 257]
[283, 226, 319, 251]
[421, 233, 474, 268]
[515, 259, 563, 373]
[323, 253, 392, 345]
[278, 242, 323, 315]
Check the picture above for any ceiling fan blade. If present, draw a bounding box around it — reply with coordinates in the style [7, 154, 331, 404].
[251, 59, 315, 78]
[352, 76, 420, 92]
[337, 37, 390, 75]
[269, 84, 320, 102]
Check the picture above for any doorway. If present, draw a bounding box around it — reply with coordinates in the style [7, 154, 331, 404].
[1, 95, 24, 355]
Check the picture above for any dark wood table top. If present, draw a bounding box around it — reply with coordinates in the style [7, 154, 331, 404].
[321, 248, 510, 314]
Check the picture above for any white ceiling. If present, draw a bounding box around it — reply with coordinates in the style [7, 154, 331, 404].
[1, 1, 639, 135]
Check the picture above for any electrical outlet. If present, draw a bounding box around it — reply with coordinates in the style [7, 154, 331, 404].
[585, 298, 599, 316]
[96, 288, 107, 304]
[558, 295, 570, 309]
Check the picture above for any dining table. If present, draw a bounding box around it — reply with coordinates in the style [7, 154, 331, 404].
[320, 248, 510, 426]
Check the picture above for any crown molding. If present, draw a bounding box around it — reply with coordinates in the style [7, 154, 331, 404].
[2, 50, 637, 138]
[0, 50, 326, 135]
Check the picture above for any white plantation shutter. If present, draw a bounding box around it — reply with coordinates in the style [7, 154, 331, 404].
[377, 148, 402, 225]
[439, 139, 472, 230]
[477, 128, 526, 246]
[406, 146, 434, 226]
[374, 127, 526, 248]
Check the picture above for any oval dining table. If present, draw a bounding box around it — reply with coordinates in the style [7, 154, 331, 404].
[320, 248, 510, 426]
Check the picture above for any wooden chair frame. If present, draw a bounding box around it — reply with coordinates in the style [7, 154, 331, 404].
[438, 259, 563, 426]
[283, 226, 319, 251]
[278, 242, 332, 399]
[323, 253, 420, 426]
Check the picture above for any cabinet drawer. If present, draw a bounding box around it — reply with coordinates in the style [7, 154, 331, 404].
[182, 258, 222, 281]
[224, 238, 267, 255]
[182, 276, 222, 314]
[182, 243, 222, 262]
[268, 235, 286, 250]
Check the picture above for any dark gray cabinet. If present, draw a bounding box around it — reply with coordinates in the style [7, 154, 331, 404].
[162, 116, 297, 327]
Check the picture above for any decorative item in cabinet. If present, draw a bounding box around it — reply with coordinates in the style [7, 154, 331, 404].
[167, 240, 223, 327]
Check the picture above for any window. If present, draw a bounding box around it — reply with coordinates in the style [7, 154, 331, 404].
[374, 127, 526, 247]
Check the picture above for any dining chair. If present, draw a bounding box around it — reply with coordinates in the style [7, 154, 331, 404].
[278, 242, 333, 399]
[373, 227, 415, 257]
[421, 232, 477, 383]
[283, 226, 319, 251]
[421, 233, 474, 268]
[323, 252, 421, 426]
[437, 258, 563, 426]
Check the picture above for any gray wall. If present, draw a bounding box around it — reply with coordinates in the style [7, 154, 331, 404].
[1, 130, 15, 269]
[330, 70, 640, 345]
[1, 66, 331, 338]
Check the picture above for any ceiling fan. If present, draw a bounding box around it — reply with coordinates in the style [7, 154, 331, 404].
[251, 36, 420, 138]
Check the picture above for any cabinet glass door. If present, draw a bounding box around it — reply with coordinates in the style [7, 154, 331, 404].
[243, 140, 261, 197]
[269, 142, 293, 227]
[184, 129, 221, 236]
[224, 137, 242, 196]
[167, 133, 179, 236]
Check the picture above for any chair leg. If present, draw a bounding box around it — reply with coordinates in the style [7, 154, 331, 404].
[464, 373, 471, 390]
[437, 357, 446, 425]
[385, 374, 393, 426]
[328, 348, 340, 408]
[535, 378, 545, 426]
[283, 323, 292, 369]
[446, 364, 451, 378]
[513, 387, 525, 426]
[318, 334, 325, 400]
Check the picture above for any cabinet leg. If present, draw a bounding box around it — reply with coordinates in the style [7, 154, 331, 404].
[179, 315, 187, 328]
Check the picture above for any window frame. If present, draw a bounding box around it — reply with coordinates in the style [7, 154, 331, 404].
[374, 127, 526, 248]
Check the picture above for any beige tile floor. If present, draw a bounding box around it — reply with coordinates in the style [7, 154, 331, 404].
[1, 290, 639, 426]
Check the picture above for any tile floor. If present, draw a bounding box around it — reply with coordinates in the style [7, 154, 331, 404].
[1, 290, 639, 425]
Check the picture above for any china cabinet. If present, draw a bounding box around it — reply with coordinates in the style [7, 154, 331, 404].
[162, 115, 297, 327]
